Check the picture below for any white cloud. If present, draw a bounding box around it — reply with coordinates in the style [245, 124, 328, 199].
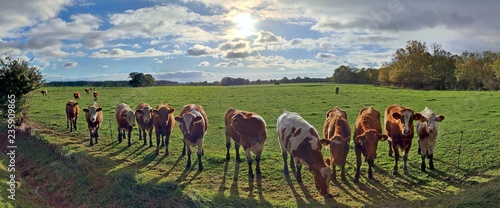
[215, 61, 244, 67]
[187, 44, 214, 56]
[91, 48, 175, 58]
[63, 61, 78, 68]
[197, 61, 210, 67]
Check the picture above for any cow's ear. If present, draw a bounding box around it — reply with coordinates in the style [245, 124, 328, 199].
[418, 116, 427, 122]
[174, 116, 183, 123]
[75, 102, 78, 106]
[135, 109, 142, 114]
[437, 115, 445, 122]
[319, 138, 330, 146]
[96, 108, 103, 112]
[325, 110, 332, 118]
[83, 109, 89, 113]
[231, 118, 239, 126]
[392, 112, 401, 120]
[378, 134, 388, 141]
[325, 158, 331, 166]
[121, 113, 127, 118]
[355, 134, 365, 143]
[193, 116, 203, 123]
[153, 110, 158, 114]
[413, 113, 423, 121]
[168, 108, 175, 114]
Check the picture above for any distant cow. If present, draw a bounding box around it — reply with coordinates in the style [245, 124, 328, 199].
[417, 107, 445, 172]
[73, 92, 81, 99]
[153, 103, 175, 156]
[115, 103, 136, 146]
[385, 104, 422, 175]
[41, 90, 48, 96]
[225, 108, 267, 179]
[353, 106, 388, 183]
[135, 102, 155, 146]
[335, 86, 339, 94]
[175, 104, 208, 171]
[277, 111, 332, 197]
[65, 100, 79, 132]
[83, 102, 103, 146]
[84, 88, 90, 94]
[93, 91, 99, 101]
[320, 107, 350, 181]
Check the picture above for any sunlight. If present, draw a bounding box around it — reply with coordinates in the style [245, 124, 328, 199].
[233, 13, 256, 37]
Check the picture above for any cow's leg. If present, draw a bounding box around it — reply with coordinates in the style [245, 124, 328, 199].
[354, 147, 362, 183]
[295, 160, 303, 183]
[392, 146, 400, 175]
[182, 140, 187, 156]
[155, 132, 160, 155]
[235, 143, 242, 163]
[255, 146, 263, 176]
[67, 117, 70, 131]
[429, 154, 434, 170]
[197, 139, 203, 171]
[417, 140, 421, 155]
[331, 165, 337, 181]
[89, 129, 94, 146]
[340, 164, 346, 181]
[282, 151, 289, 175]
[244, 148, 254, 179]
[388, 140, 393, 157]
[148, 128, 153, 147]
[225, 131, 231, 160]
[421, 155, 426, 172]
[73, 118, 77, 131]
[138, 126, 142, 140]
[368, 160, 374, 179]
[95, 127, 99, 144]
[402, 146, 410, 174]
[186, 143, 192, 169]
[127, 126, 132, 147]
[118, 128, 122, 143]
[164, 131, 171, 156]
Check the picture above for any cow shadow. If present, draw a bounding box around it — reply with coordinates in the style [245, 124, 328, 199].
[217, 160, 230, 194]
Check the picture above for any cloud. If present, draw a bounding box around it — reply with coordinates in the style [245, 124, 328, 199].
[218, 40, 249, 51]
[215, 61, 244, 67]
[63, 61, 78, 68]
[153, 70, 216, 82]
[187, 44, 214, 56]
[316, 52, 336, 59]
[197, 61, 210, 67]
[225, 51, 259, 59]
[91, 48, 175, 58]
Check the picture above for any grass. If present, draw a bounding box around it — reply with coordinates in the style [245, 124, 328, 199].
[1, 83, 500, 207]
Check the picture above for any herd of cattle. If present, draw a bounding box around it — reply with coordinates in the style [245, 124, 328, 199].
[59, 89, 445, 198]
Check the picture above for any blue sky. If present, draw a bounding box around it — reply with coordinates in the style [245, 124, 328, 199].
[1, 0, 499, 83]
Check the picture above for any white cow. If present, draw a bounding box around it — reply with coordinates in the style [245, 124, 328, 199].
[416, 107, 445, 172]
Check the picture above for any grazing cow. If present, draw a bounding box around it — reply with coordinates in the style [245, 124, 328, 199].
[93, 91, 99, 101]
[73, 92, 81, 99]
[153, 103, 175, 156]
[335, 86, 339, 94]
[416, 107, 445, 172]
[41, 90, 48, 96]
[320, 107, 350, 181]
[353, 106, 388, 183]
[135, 102, 155, 146]
[277, 111, 332, 197]
[65, 100, 79, 132]
[84, 88, 90, 94]
[175, 104, 208, 171]
[385, 104, 422, 175]
[225, 108, 267, 179]
[115, 103, 136, 146]
[83, 102, 103, 146]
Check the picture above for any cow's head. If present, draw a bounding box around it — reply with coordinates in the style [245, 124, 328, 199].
[419, 107, 445, 135]
[310, 163, 332, 198]
[136, 105, 153, 124]
[320, 136, 348, 163]
[175, 112, 203, 138]
[355, 129, 388, 162]
[392, 108, 422, 136]
[121, 110, 136, 127]
[83, 104, 102, 122]
[153, 105, 175, 125]
[326, 106, 347, 120]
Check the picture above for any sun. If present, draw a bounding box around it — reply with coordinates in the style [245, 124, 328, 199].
[233, 13, 256, 37]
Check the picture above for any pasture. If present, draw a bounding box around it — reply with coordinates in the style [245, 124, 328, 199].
[6, 84, 500, 207]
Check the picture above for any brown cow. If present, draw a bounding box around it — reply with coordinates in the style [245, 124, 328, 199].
[335, 86, 339, 94]
[225, 108, 267, 179]
[83, 102, 103, 146]
[135, 102, 155, 146]
[320, 107, 350, 181]
[353, 106, 388, 183]
[416, 107, 445, 172]
[153, 103, 175, 156]
[65, 100, 79, 132]
[84, 88, 90, 94]
[115, 103, 136, 146]
[277, 111, 332, 197]
[73, 92, 81, 99]
[41, 90, 48, 96]
[93, 91, 99, 101]
[175, 104, 208, 171]
[385, 104, 422, 175]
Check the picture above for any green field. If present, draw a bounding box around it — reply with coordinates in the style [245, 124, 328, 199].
[2, 83, 500, 207]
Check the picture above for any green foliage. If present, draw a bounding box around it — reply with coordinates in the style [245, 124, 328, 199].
[128, 72, 156, 87]
[0, 56, 44, 124]
[332, 65, 379, 84]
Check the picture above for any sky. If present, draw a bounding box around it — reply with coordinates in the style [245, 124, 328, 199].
[1, 0, 499, 83]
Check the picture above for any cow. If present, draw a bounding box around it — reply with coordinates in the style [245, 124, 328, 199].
[416, 107, 445, 172]
[353, 106, 388, 183]
[153, 103, 175, 156]
[135, 102, 155, 146]
[83, 102, 103, 146]
[73, 92, 81, 99]
[225, 108, 267, 179]
[335, 86, 339, 94]
[277, 111, 332, 197]
[65, 100, 79, 132]
[175, 104, 208, 171]
[385, 104, 423, 175]
[41, 90, 48, 96]
[93, 91, 99, 101]
[84, 88, 90, 94]
[319, 107, 350, 181]
[115, 103, 136, 147]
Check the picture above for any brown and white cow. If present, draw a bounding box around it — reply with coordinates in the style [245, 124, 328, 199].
[135, 102, 155, 146]
[83, 102, 103, 146]
[84, 88, 90, 94]
[353, 106, 388, 183]
[385, 104, 422, 175]
[65, 100, 79, 132]
[115, 103, 136, 147]
[335, 86, 339, 94]
[416, 107, 445, 172]
[153, 103, 175, 156]
[93, 91, 99, 101]
[277, 111, 332, 197]
[73, 92, 81, 99]
[320, 107, 350, 181]
[175, 104, 208, 171]
[225, 108, 267, 179]
[41, 90, 48, 96]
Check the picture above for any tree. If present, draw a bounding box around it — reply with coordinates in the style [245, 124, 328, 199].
[0, 56, 44, 124]
[129, 72, 156, 87]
